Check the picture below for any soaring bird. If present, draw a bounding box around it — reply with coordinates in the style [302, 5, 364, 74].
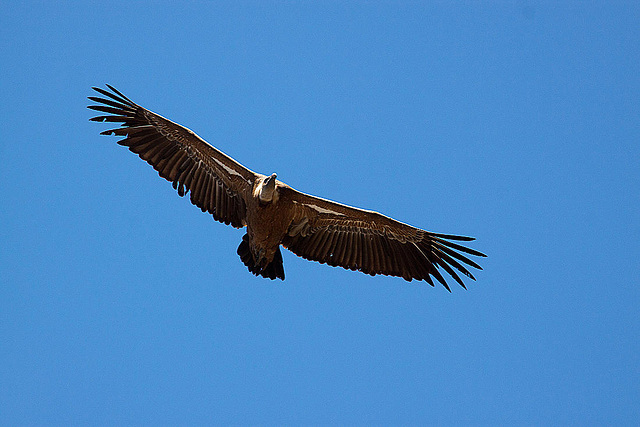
[88, 85, 485, 291]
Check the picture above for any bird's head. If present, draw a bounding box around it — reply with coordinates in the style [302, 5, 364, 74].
[258, 173, 278, 203]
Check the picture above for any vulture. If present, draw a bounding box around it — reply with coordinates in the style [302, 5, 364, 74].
[88, 85, 485, 291]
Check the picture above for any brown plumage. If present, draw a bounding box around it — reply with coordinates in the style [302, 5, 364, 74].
[88, 85, 486, 291]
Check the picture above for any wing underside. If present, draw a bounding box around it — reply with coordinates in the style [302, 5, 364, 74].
[88, 85, 255, 228]
[282, 188, 485, 291]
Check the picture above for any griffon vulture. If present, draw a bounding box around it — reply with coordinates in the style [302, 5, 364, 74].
[88, 85, 485, 291]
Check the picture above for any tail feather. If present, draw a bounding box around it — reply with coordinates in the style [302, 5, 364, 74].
[237, 234, 285, 280]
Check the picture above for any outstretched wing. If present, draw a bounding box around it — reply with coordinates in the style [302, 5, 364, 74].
[281, 188, 486, 291]
[88, 85, 256, 228]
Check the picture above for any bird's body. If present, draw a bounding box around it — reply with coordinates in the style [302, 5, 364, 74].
[89, 85, 485, 290]
[243, 174, 291, 275]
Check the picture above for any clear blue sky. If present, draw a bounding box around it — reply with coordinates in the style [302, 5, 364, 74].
[1, 1, 638, 425]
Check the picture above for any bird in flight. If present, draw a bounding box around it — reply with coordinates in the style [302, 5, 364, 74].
[88, 85, 485, 291]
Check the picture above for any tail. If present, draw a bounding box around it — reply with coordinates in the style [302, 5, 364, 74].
[237, 234, 285, 280]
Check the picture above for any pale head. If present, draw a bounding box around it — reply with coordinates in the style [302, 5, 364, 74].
[258, 173, 278, 203]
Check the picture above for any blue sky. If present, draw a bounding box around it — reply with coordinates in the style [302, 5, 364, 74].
[1, 1, 638, 425]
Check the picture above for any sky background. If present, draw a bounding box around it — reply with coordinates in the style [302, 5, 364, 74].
[1, 1, 639, 425]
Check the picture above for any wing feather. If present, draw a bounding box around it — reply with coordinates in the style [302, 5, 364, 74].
[432, 249, 468, 289]
[88, 85, 256, 228]
[281, 188, 486, 290]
